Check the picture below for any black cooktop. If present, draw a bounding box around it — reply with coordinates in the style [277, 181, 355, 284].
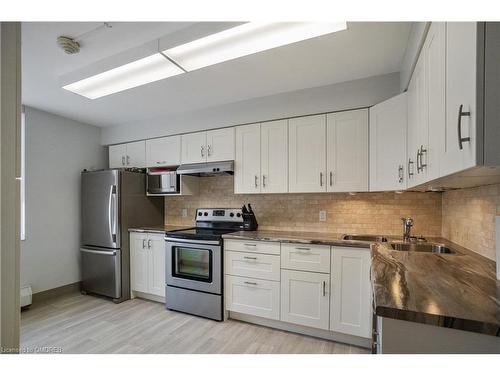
[166, 227, 239, 241]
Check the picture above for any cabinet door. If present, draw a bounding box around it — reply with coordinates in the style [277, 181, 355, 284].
[330, 247, 372, 338]
[234, 123, 261, 194]
[261, 120, 288, 193]
[181, 131, 207, 164]
[207, 127, 235, 162]
[442, 22, 477, 176]
[225, 275, 280, 320]
[327, 109, 368, 192]
[423, 22, 446, 182]
[109, 144, 127, 168]
[130, 233, 148, 294]
[406, 65, 419, 188]
[288, 115, 327, 193]
[147, 233, 166, 297]
[126, 141, 146, 168]
[146, 135, 181, 167]
[281, 269, 330, 330]
[369, 93, 407, 191]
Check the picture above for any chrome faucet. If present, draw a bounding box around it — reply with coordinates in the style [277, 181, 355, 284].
[401, 217, 414, 242]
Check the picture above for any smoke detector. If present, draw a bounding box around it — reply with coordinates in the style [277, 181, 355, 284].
[57, 23, 112, 55]
[57, 36, 80, 54]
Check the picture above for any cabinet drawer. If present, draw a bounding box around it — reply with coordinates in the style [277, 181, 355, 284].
[225, 275, 280, 320]
[281, 243, 331, 273]
[225, 251, 280, 281]
[224, 240, 280, 255]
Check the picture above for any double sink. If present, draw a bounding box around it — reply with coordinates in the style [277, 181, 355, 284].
[342, 234, 458, 255]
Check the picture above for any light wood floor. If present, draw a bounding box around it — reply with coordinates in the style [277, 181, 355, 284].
[21, 292, 370, 354]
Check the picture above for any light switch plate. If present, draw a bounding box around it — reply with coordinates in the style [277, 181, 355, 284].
[182, 208, 188, 218]
[319, 210, 327, 222]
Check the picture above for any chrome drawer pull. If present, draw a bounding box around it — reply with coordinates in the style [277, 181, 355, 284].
[244, 243, 257, 247]
[244, 281, 258, 286]
[296, 247, 311, 251]
[243, 256, 257, 260]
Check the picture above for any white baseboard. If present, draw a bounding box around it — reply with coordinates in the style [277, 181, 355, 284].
[131, 290, 165, 304]
[229, 311, 371, 349]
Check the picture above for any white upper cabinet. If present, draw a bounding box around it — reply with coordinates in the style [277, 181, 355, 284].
[234, 123, 261, 194]
[206, 127, 235, 162]
[442, 22, 477, 176]
[109, 144, 127, 169]
[288, 114, 327, 193]
[326, 109, 368, 192]
[181, 128, 235, 164]
[146, 135, 181, 167]
[330, 246, 372, 338]
[181, 131, 207, 164]
[125, 141, 146, 168]
[261, 120, 288, 193]
[109, 141, 145, 169]
[370, 93, 408, 191]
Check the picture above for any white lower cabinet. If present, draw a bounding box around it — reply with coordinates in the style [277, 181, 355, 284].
[130, 232, 165, 298]
[280, 269, 330, 330]
[225, 275, 280, 320]
[330, 247, 372, 338]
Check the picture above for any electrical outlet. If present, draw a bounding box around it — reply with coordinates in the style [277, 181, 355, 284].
[319, 210, 327, 222]
[182, 208, 188, 218]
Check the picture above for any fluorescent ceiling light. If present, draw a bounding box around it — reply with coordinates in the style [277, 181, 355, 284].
[164, 22, 347, 72]
[62, 53, 184, 99]
[63, 22, 346, 99]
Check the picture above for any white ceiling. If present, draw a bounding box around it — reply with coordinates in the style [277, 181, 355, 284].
[22, 22, 411, 128]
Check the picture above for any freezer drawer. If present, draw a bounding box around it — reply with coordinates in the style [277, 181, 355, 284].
[81, 247, 121, 299]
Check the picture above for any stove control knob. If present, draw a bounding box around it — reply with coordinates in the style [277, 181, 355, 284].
[230, 213, 234, 217]
[236, 213, 241, 218]
[204, 212, 209, 216]
[198, 212, 202, 216]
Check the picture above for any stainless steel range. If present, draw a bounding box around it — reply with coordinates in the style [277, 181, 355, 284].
[165, 206, 257, 321]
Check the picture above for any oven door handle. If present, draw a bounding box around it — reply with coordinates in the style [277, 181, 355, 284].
[165, 237, 221, 246]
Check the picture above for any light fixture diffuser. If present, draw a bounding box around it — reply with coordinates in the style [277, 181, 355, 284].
[163, 22, 347, 72]
[62, 53, 184, 99]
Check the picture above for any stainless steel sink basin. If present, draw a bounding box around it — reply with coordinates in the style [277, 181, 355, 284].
[342, 234, 388, 242]
[390, 242, 458, 254]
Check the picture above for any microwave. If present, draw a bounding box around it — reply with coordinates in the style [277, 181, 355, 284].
[146, 169, 179, 195]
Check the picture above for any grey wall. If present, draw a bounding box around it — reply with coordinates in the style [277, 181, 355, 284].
[101, 72, 400, 145]
[20, 107, 106, 293]
[399, 22, 430, 92]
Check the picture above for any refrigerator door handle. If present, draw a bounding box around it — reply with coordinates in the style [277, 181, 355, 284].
[81, 248, 117, 256]
[108, 185, 117, 244]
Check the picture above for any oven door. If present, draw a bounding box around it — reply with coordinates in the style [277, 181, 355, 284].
[166, 238, 221, 294]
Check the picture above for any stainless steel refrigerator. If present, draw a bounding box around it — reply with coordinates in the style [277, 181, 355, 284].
[81, 169, 163, 303]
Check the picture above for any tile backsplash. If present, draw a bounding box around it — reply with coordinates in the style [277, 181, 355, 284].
[165, 176, 442, 237]
[442, 184, 500, 260]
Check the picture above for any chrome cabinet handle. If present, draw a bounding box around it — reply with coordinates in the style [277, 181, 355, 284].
[142, 239, 146, 249]
[207, 144, 212, 157]
[457, 104, 471, 150]
[148, 239, 152, 249]
[121, 156, 125, 166]
[419, 145, 427, 170]
[254, 175, 258, 188]
[243, 256, 257, 260]
[244, 281, 258, 286]
[262, 175, 266, 188]
[416, 149, 422, 173]
[330, 171, 333, 186]
[244, 243, 257, 247]
[408, 158, 414, 178]
[320, 172, 323, 187]
[322, 281, 326, 296]
[398, 165, 404, 184]
[126, 155, 130, 165]
[200, 146, 205, 158]
[156, 161, 166, 165]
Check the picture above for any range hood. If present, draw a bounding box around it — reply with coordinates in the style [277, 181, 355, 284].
[176, 161, 234, 176]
